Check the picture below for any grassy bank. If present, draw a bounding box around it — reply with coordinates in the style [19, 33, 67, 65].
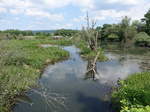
[75, 40, 107, 61]
[112, 72, 150, 112]
[0, 39, 70, 112]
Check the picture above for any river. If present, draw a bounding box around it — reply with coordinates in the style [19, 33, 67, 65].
[13, 46, 149, 112]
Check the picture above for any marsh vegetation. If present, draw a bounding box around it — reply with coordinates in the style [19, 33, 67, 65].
[0, 39, 70, 112]
[0, 9, 150, 112]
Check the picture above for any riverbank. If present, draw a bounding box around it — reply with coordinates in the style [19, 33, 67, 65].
[112, 72, 150, 112]
[0, 39, 70, 112]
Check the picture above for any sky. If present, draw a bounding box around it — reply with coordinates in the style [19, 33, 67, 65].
[0, 0, 150, 30]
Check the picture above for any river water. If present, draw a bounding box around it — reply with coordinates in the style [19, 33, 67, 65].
[13, 46, 149, 112]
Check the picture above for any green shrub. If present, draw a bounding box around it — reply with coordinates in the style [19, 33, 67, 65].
[134, 32, 150, 47]
[107, 33, 119, 41]
[75, 40, 107, 61]
[54, 29, 78, 37]
[121, 106, 150, 112]
[112, 72, 150, 112]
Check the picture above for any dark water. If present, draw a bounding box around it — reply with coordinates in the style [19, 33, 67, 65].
[13, 46, 148, 112]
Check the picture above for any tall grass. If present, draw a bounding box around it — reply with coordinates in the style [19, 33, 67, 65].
[0, 39, 69, 112]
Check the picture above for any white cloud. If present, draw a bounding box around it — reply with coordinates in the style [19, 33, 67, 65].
[91, 0, 150, 22]
[25, 8, 64, 21]
[51, 23, 73, 29]
[9, 9, 23, 14]
[0, 7, 7, 13]
[43, 0, 71, 8]
[73, 16, 85, 22]
[14, 17, 19, 20]
[28, 23, 74, 30]
[42, 0, 95, 9]
[73, 0, 95, 9]
[0, 0, 150, 30]
[0, 0, 33, 8]
[0, 0, 64, 21]
[106, 0, 142, 5]
[0, 0, 95, 22]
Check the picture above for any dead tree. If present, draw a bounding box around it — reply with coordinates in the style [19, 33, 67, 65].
[85, 12, 99, 51]
[81, 12, 101, 80]
[85, 51, 100, 80]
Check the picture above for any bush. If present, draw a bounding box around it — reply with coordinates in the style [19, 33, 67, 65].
[121, 105, 150, 112]
[112, 72, 150, 112]
[134, 32, 150, 47]
[54, 29, 78, 37]
[107, 33, 119, 41]
[75, 40, 107, 61]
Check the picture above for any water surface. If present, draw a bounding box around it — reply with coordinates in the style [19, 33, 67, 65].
[13, 46, 149, 112]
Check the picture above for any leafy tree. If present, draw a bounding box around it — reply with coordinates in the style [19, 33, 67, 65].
[107, 33, 119, 41]
[3, 30, 33, 36]
[120, 16, 137, 47]
[134, 32, 150, 47]
[132, 20, 146, 32]
[98, 24, 121, 42]
[54, 29, 78, 37]
[100, 24, 112, 41]
[142, 9, 150, 35]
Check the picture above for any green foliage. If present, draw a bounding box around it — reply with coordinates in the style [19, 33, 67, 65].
[112, 72, 150, 112]
[75, 40, 107, 61]
[3, 30, 33, 36]
[134, 32, 150, 47]
[132, 20, 146, 32]
[108, 33, 119, 41]
[35, 32, 51, 37]
[0, 30, 34, 40]
[0, 39, 69, 112]
[98, 17, 137, 44]
[99, 24, 121, 41]
[142, 9, 150, 35]
[120, 16, 131, 28]
[121, 106, 150, 112]
[95, 10, 150, 47]
[54, 29, 78, 37]
[119, 16, 137, 46]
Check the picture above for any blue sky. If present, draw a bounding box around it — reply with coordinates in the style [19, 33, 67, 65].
[0, 0, 150, 30]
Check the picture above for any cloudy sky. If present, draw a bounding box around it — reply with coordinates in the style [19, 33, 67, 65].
[0, 0, 150, 30]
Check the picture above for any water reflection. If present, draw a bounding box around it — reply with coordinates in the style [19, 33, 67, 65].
[13, 46, 149, 112]
[77, 92, 111, 112]
[85, 60, 99, 80]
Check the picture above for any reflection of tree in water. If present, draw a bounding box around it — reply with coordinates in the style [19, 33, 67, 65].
[85, 60, 98, 80]
[85, 52, 100, 80]
[18, 84, 67, 111]
[32, 84, 67, 111]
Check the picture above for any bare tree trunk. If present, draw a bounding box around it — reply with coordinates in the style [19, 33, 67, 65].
[85, 12, 99, 51]
[85, 51, 100, 80]
[86, 12, 90, 30]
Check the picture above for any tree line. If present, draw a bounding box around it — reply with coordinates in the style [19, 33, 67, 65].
[95, 9, 150, 47]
